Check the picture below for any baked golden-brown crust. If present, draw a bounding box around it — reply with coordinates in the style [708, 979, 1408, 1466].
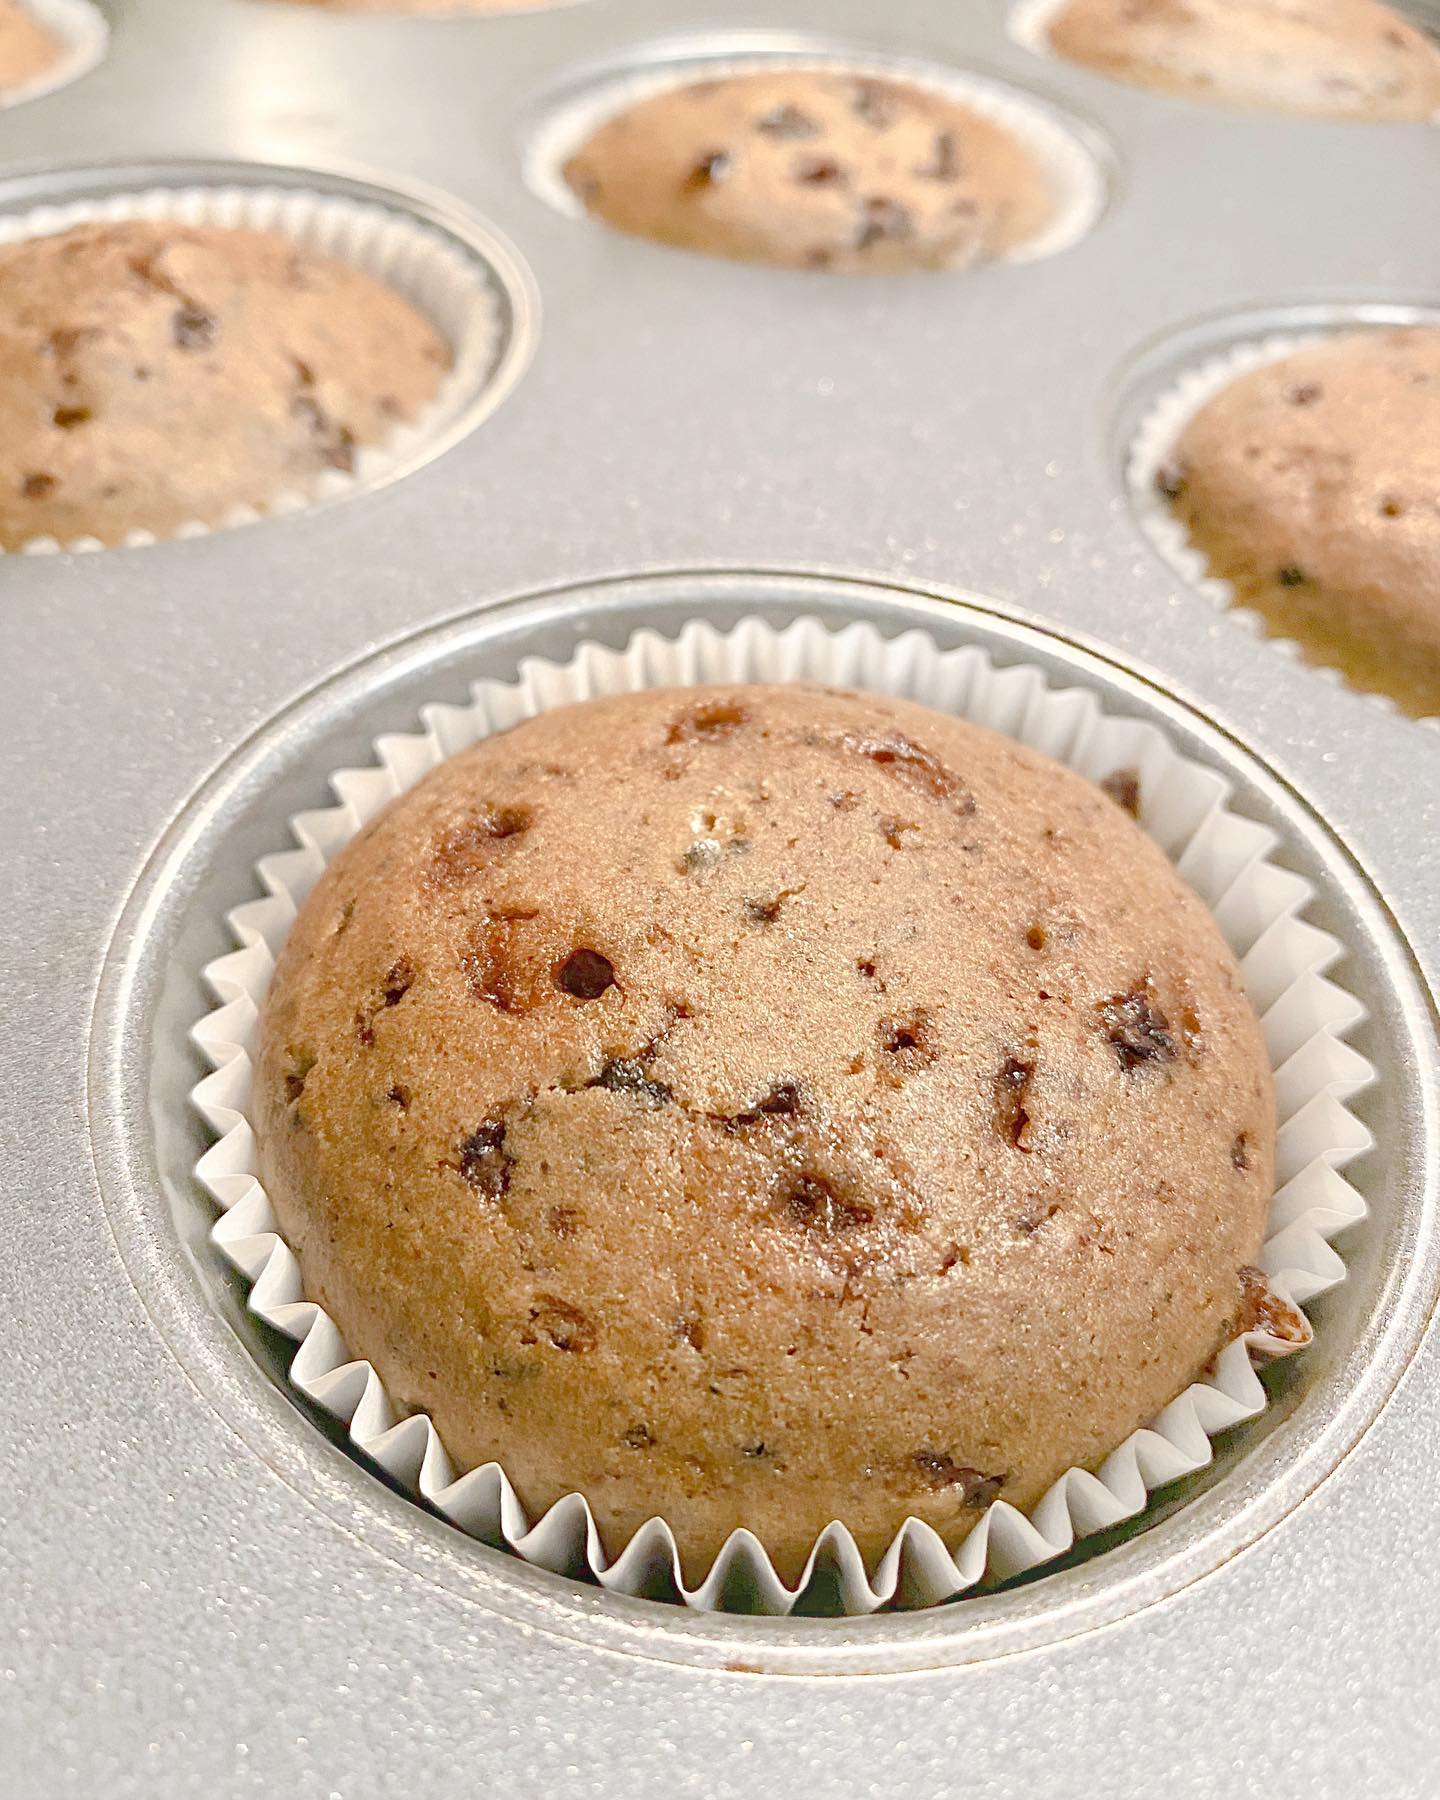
[1048, 0, 1440, 119]
[255, 684, 1274, 1584]
[0, 0, 61, 93]
[0, 220, 449, 546]
[562, 70, 1053, 273]
[1162, 327, 1440, 718]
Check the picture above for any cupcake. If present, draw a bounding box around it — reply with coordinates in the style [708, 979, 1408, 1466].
[1045, 0, 1440, 119]
[1157, 327, 1440, 719]
[0, 0, 61, 93]
[0, 219, 450, 547]
[561, 70, 1054, 273]
[254, 682, 1276, 1587]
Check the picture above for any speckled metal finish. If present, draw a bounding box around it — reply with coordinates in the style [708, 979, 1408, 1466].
[2, 2, 1439, 1795]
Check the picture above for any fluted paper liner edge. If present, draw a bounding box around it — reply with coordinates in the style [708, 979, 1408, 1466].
[191, 616, 1371, 1614]
[0, 181, 502, 554]
[1126, 327, 1440, 731]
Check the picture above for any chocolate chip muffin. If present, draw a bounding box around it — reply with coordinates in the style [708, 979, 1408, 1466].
[255, 683, 1277, 1586]
[1159, 328, 1440, 718]
[0, 0, 61, 93]
[562, 70, 1054, 274]
[0, 219, 450, 547]
[1046, 0, 1440, 119]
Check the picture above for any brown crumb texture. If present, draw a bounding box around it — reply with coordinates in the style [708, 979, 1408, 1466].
[255, 682, 1274, 1587]
[0, 219, 450, 547]
[1048, 0, 1440, 119]
[1164, 327, 1440, 718]
[0, 0, 61, 91]
[561, 69, 1053, 275]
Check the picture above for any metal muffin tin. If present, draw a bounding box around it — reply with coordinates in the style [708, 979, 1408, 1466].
[3, 1, 1438, 1794]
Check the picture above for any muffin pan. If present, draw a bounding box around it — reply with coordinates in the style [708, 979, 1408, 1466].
[5, 0, 1439, 1791]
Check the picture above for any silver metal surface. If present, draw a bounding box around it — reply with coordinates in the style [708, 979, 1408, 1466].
[3, 2, 1439, 1796]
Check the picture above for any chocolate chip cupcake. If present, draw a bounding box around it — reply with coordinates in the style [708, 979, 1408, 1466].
[561, 70, 1054, 273]
[254, 683, 1276, 1586]
[1045, 0, 1440, 119]
[0, 219, 450, 547]
[0, 0, 61, 93]
[1158, 327, 1440, 719]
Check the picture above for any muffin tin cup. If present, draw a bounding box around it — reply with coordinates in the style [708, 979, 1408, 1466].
[1, 0, 107, 111]
[1126, 329, 1440, 731]
[189, 614, 1372, 1616]
[0, 179, 504, 553]
[1005, 0, 1440, 121]
[523, 34, 1109, 265]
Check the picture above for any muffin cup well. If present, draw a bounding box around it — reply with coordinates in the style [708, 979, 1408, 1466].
[190, 616, 1371, 1615]
[0, 0, 107, 111]
[523, 39, 1108, 264]
[0, 181, 503, 553]
[1007, 0, 1440, 121]
[1126, 329, 1440, 730]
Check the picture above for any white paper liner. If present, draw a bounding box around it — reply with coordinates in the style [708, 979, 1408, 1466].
[1128, 329, 1440, 731]
[524, 41, 1107, 263]
[265, 0, 590, 14]
[0, 182, 502, 554]
[190, 616, 1372, 1614]
[0, 0, 106, 110]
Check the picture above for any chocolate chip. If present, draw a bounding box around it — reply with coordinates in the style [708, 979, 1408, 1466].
[1234, 1264, 1309, 1345]
[911, 1452, 1005, 1506]
[740, 1442, 770, 1458]
[1277, 565, 1308, 587]
[1154, 462, 1187, 502]
[756, 1081, 801, 1116]
[324, 426, 356, 474]
[1100, 768, 1141, 817]
[353, 1008, 376, 1048]
[1287, 382, 1322, 406]
[1231, 1131, 1254, 1171]
[852, 79, 900, 128]
[456, 1120, 513, 1199]
[781, 1174, 874, 1237]
[880, 1010, 938, 1072]
[675, 1316, 706, 1351]
[555, 948, 616, 1000]
[744, 896, 783, 925]
[622, 1424, 654, 1450]
[431, 804, 533, 885]
[1097, 986, 1175, 1071]
[684, 150, 732, 191]
[380, 956, 414, 1007]
[526, 1293, 596, 1353]
[855, 196, 913, 250]
[841, 730, 972, 809]
[994, 1055, 1036, 1150]
[282, 1051, 313, 1105]
[1024, 923, 1049, 952]
[796, 156, 844, 186]
[757, 102, 819, 138]
[19, 472, 55, 498]
[172, 305, 218, 350]
[462, 913, 539, 1014]
[590, 1057, 671, 1106]
[879, 815, 918, 850]
[1379, 496, 1405, 518]
[667, 699, 750, 744]
[915, 130, 962, 181]
[386, 1083, 410, 1110]
[52, 405, 91, 429]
